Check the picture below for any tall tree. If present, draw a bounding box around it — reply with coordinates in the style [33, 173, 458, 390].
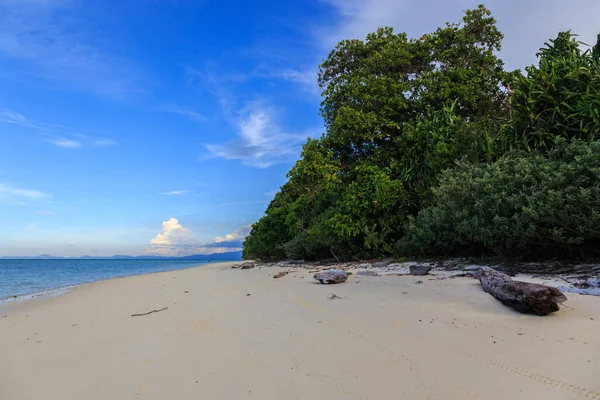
[506, 31, 600, 151]
[244, 5, 515, 261]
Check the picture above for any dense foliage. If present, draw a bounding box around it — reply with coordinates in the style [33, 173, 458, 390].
[505, 32, 600, 151]
[243, 5, 600, 261]
[399, 140, 600, 259]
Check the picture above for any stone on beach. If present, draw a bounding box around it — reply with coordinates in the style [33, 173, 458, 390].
[372, 260, 392, 268]
[234, 262, 256, 269]
[357, 270, 379, 277]
[313, 269, 348, 284]
[409, 265, 431, 276]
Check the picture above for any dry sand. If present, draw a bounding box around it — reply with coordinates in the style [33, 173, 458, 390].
[1, 262, 599, 400]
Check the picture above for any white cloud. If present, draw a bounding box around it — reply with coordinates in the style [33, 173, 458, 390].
[161, 190, 193, 196]
[320, 0, 600, 71]
[215, 225, 251, 243]
[147, 218, 249, 256]
[150, 218, 194, 246]
[207, 102, 313, 168]
[0, 183, 51, 205]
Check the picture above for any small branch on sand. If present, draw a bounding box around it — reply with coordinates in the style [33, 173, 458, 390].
[131, 307, 168, 317]
[556, 276, 575, 285]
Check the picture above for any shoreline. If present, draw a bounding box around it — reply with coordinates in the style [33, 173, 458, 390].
[0, 284, 82, 307]
[1, 261, 598, 399]
[0, 259, 227, 307]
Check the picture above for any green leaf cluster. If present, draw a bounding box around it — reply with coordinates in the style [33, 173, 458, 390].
[506, 31, 600, 151]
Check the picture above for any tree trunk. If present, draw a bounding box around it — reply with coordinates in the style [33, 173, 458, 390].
[476, 267, 567, 316]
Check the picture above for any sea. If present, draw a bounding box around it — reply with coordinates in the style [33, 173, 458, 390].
[0, 259, 230, 303]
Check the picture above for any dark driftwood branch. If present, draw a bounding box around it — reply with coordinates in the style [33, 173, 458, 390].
[476, 267, 567, 316]
[131, 307, 168, 317]
[329, 247, 340, 263]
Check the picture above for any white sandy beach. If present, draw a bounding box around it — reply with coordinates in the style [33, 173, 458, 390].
[1, 262, 599, 400]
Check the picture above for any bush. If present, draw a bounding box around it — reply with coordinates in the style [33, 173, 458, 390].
[399, 140, 600, 259]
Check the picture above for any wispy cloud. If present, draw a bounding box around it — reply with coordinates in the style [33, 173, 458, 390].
[0, 183, 51, 205]
[0, 109, 31, 125]
[0, 109, 117, 148]
[253, 66, 318, 95]
[206, 102, 314, 168]
[146, 218, 248, 256]
[92, 138, 118, 147]
[44, 137, 82, 148]
[0, 0, 145, 97]
[187, 64, 318, 97]
[152, 104, 207, 122]
[161, 190, 193, 196]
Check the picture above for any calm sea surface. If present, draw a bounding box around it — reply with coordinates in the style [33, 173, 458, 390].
[0, 259, 228, 300]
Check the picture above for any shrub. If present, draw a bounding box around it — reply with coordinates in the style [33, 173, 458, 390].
[399, 140, 600, 259]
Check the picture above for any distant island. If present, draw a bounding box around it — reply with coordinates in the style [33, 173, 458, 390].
[0, 251, 242, 261]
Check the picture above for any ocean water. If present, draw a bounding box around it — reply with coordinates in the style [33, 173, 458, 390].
[0, 259, 227, 302]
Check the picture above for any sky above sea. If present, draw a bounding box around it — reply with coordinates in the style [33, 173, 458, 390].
[1, 0, 599, 257]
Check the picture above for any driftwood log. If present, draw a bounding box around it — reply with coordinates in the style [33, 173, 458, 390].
[476, 267, 567, 316]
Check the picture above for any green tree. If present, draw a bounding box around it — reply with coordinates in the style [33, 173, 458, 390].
[244, 5, 517, 261]
[505, 31, 600, 151]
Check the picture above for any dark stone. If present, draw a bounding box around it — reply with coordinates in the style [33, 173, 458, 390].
[236, 262, 256, 269]
[357, 270, 379, 277]
[410, 265, 431, 276]
[313, 269, 348, 284]
[373, 260, 392, 268]
[477, 267, 567, 316]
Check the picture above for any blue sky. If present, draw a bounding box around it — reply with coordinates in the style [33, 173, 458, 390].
[1, 0, 599, 257]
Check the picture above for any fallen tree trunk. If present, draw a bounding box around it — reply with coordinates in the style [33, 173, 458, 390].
[476, 267, 567, 316]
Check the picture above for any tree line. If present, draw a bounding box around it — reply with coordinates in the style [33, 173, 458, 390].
[243, 5, 600, 261]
